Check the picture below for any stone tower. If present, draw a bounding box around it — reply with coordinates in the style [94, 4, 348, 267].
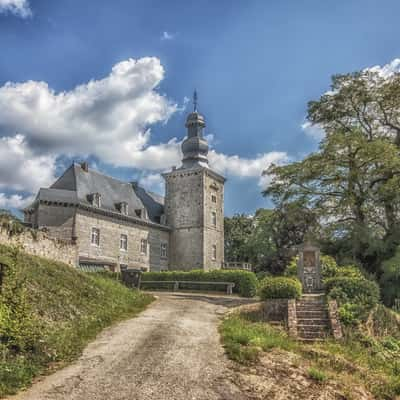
[163, 93, 225, 271]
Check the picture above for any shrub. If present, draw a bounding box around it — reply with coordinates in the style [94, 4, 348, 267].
[258, 277, 302, 300]
[142, 270, 258, 297]
[325, 276, 380, 308]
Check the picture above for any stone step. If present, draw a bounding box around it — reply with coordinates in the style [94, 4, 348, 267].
[297, 330, 329, 339]
[296, 318, 330, 326]
[297, 301, 326, 306]
[296, 306, 328, 312]
[296, 311, 329, 319]
[297, 324, 329, 333]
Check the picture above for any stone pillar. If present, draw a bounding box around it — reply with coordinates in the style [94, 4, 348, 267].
[328, 300, 343, 340]
[297, 243, 322, 293]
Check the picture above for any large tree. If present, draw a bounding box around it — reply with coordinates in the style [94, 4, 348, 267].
[264, 69, 400, 275]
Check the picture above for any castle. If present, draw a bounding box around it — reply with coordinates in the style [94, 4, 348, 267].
[23, 100, 225, 272]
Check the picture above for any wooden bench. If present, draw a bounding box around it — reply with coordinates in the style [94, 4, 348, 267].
[139, 280, 235, 295]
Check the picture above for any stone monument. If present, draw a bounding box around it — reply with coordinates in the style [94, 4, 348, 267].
[297, 242, 322, 293]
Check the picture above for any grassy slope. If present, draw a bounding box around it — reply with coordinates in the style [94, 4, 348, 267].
[220, 312, 400, 400]
[0, 243, 154, 397]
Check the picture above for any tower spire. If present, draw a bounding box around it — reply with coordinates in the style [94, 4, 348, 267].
[193, 89, 198, 112]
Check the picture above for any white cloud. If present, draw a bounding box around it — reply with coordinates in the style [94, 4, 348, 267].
[161, 31, 174, 40]
[301, 121, 325, 140]
[0, 134, 56, 192]
[209, 150, 288, 188]
[0, 0, 31, 17]
[366, 58, 400, 78]
[139, 173, 164, 193]
[0, 57, 178, 167]
[0, 193, 34, 209]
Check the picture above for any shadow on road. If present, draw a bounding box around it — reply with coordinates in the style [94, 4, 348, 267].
[153, 292, 259, 308]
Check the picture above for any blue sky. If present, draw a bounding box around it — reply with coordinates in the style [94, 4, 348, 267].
[0, 0, 400, 215]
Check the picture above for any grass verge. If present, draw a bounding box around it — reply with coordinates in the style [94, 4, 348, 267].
[0, 244, 154, 397]
[220, 313, 400, 399]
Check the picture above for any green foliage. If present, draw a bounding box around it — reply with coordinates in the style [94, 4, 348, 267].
[308, 367, 328, 382]
[0, 243, 153, 396]
[325, 276, 380, 324]
[258, 277, 302, 300]
[142, 269, 258, 297]
[380, 246, 400, 307]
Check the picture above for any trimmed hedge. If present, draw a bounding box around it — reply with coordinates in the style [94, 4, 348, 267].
[141, 270, 258, 297]
[258, 277, 302, 300]
[325, 276, 380, 308]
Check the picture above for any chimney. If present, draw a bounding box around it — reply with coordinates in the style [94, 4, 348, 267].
[81, 162, 89, 172]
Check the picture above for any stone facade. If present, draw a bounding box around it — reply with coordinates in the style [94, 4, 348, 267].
[75, 209, 169, 272]
[23, 99, 225, 273]
[164, 168, 225, 270]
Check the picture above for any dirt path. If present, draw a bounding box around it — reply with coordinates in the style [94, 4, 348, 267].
[9, 292, 254, 400]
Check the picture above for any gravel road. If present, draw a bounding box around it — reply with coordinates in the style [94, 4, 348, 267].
[9, 292, 254, 400]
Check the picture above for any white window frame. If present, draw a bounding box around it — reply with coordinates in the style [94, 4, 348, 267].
[120, 202, 128, 215]
[93, 193, 101, 208]
[211, 211, 217, 227]
[160, 242, 168, 259]
[91, 227, 100, 246]
[212, 244, 217, 261]
[140, 238, 148, 255]
[120, 234, 128, 251]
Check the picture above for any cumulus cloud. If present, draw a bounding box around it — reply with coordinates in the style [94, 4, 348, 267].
[0, 134, 56, 192]
[0, 57, 177, 167]
[0, 0, 31, 17]
[366, 58, 400, 78]
[209, 150, 288, 188]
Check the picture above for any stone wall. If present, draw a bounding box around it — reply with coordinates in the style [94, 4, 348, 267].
[75, 210, 170, 272]
[203, 169, 224, 270]
[0, 227, 78, 266]
[164, 169, 205, 270]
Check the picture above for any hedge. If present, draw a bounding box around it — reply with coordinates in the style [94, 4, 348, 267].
[141, 270, 258, 297]
[325, 276, 380, 313]
[258, 277, 302, 300]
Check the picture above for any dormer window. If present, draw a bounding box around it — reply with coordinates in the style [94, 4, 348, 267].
[135, 209, 142, 218]
[118, 202, 128, 215]
[89, 193, 101, 208]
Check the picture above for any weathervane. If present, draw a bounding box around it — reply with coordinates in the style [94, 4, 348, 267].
[193, 89, 198, 112]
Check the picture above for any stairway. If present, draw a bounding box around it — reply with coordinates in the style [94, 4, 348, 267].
[296, 294, 331, 341]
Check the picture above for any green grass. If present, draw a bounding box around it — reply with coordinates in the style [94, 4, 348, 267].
[308, 367, 328, 382]
[220, 313, 400, 399]
[0, 244, 154, 397]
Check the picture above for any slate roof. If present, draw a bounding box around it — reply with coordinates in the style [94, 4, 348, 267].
[28, 163, 165, 224]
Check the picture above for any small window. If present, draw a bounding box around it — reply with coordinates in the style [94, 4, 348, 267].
[140, 238, 148, 255]
[120, 202, 128, 215]
[211, 211, 217, 227]
[212, 244, 217, 260]
[211, 194, 217, 203]
[120, 234, 128, 251]
[160, 242, 168, 259]
[91, 228, 100, 246]
[135, 209, 142, 218]
[92, 193, 101, 208]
